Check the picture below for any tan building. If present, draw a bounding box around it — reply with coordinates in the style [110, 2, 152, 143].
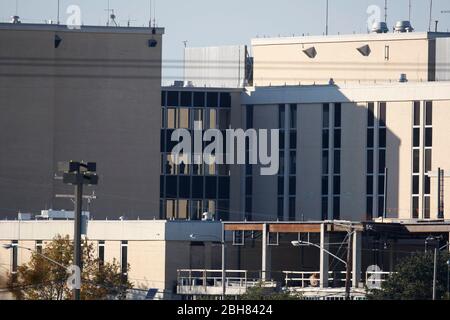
[251, 32, 450, 86]
[0, 23, 164, 219]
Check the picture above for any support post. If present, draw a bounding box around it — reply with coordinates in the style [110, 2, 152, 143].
[262, 224, 271, 281]
[73, 182, 83, 301]
[345, 227, 353, 300]
[352, 231, 362, 288]
[221, 224, 226, 300]
[320, 224, 329, 288]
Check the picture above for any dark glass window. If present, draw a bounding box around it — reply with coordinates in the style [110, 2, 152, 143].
[246, 197, 253, 220]
[413, 176, 420, 194]
[278, 177, 284, 195]
[205, 177, 217, 199]
[378, 196, 385, 217]
[289, 197, 296, 221]
[367, 150, 374, 174]
[290, 104, 297, 129]
[334, 150, 341, 174]
[218, 177, 230, 199]
[323, 104, 330, 128]
[12, 240, 18, 273]
[378, 150, 386, 173]
[413, 101, 420, 126]
[333, 197, 340, 219]
[322, 177, 329, 195]
[322, 129, 329, 149]
[412, 197, 419, 219]
[424, 196, 431, 219]
[179, 176, 190, 198]
[413, 149, 420, 174]
[220, 92, 232, 108]
[368, 103, 375, 127]
[378, 175, 385, 195]
[218, 200, 230, 221]
[193, 92, 205, 107]
[379, 102, 386, 127]
[425, 101, 433, 126]
[334, 129, 341, 148]
[379, 128, 386, 148]
[322, 150, 329, 175]
[165, 176, 177, 198]
[322, 198, 328, 220]
[290, 151, 296, 175]
[279, 132, 285, 149]
[98, 241, 105, 266]
[278, 198, 284, 220]
[279, 105, 285, 128]
[413, 128, 420, 147]
[289, 177, 296, 196]
[167, 91, 179, 106]
[290, 131, 297, 149]
[207, 92, 219, 107]
[180, 91, 192, 107]
[246, 177, 253, 196]
[121, 241, 128, 275]
[334, 103, 342, 127]
[424, 176, 431, 194]
[425, 128, 433, 147]
[366, 176, 374, 195]
[160, 176, 164, 198]
[246, 105, 254, 128]
[192, 176, 204, 198]
[425, 149, 432, 172]
[333, 176, 341, 195]
[367, 129, 374, 148]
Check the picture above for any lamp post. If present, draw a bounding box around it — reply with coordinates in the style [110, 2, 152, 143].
[425, 235, 443, 300]
[2, 243, 67, 270]
[447, 259, 450, 298]
[189, 228, 226, 300]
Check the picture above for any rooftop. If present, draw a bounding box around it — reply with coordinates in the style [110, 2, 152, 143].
[252, 31, 450, 46]
[0, 22, 165, 35]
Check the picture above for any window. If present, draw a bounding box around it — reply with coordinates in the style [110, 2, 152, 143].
[323, 104, 330, 128]
[333, 197, 340, 220]
[290, 151, 296, 175]
[367, 150, 374, 174]
[412, 197, 419, 219]
[425, 149, 432, 173]
[246, 105, 254, 128]
[413, 101, 420, 126]
[167, 91, 179, 107]
[384, 45, 390, 61]
[290, 104, 297, 129]
[425, 101, 433, 126]
[180, 91, 192, 107]
[413, 128, 420, 147]
[424, 196, 431, 219]
[98, 241, 105, 267]
[322, 129, 329, 149]
[333, 176, 341, 195]
[289, 198, 296, 221]
[322, 151, 329, 175]
[233, 231, 244, 246]
[334, 103, 342, 127]
[36, 240, 43, 254]
[366, 176, 374, 195]
[193, 92, 205, 107]
[379, 103, 386, 127]
[321, 198, 328, 220]
[334, 129, 341, 148]
[378, 150, 386, 174]
[413, 149, 420, 174]
[121, 241, 128, 276]
[412, 176, 420, 195]
[277, 197, 284, 220]
[366, 196, 374, 220]
[425, 128, 433, 147]
[334, 150, 341, 174]
[368, 103, 375, 127]
[367, 129, 374, 148]
[12, 240, 18, 273]
[279, 105, 285, 128]
[378, 128, 386, 148]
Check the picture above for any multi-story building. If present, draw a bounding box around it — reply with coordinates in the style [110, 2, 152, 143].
[0, 23, 164, 219]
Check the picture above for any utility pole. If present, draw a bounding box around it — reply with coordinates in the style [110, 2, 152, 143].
[60, 161, 98, 300]
[344, 226, 353, 300]
[433, 245, 438, 300]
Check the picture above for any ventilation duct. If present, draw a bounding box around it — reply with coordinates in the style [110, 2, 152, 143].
[302, 47, 317, 59]
[371, 22, 389, 33]
[394, 21, 414, 33]
[357, 45, 371, 56]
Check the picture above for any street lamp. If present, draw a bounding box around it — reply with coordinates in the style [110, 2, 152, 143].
[425, 235, 443, 300]
[291, 240, 347, 266]
[2, 243, 67, 270]
[190, 231, 226, 300]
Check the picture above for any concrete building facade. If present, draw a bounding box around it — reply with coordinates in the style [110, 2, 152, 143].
[0, 23, 164, 219]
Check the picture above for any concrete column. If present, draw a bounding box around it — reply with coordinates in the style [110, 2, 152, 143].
[283, 104, 290, 221]
[352, 231, 362, 288]
[320, 223, 329, 288]
[262, 224, 272, 281]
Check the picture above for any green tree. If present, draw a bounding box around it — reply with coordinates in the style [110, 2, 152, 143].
[8, 235, 132, 300]
[239, 282, 303, 300]
[368, 251, 450, 300]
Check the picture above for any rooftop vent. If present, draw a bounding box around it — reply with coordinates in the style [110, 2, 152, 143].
[357, 44, 371, 56]
[371, 22, 389, 33]
[302, 46, 317, 59]
[394, 21, 414, 33]
[11, 15, 21, 24]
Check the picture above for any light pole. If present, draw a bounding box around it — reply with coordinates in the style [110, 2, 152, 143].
[190, 228, 226, 300]
[291, 240, 347, 266]
[426, 235, 443, 300]
[2, 243, 67, 270]
[447, 259, 450, 298]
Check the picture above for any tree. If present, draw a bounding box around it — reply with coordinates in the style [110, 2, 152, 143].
[367, 251, 450, 300]
[239, 282, 303, 300]
[8, 235, 132, 300]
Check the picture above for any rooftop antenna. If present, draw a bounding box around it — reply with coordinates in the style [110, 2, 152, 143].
[428, 0, 433, 32]
[384, 0, 388, 23]
[57, 0, 60, 24]
[408, 0, 412, 21]
[149, 0, 152, 27]
[153, 0, 157, 27]
[15, 0, 19, 16]
[325, 0, 329, 35]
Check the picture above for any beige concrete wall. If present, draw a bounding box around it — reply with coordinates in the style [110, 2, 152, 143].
[252, 37, 430, 86]
[297, 104, 322, 220]
[430, 100, 450, 219]
[385, 102, 413, 219]
[0, 26, 163, 219]
[340, 103, 366, 221]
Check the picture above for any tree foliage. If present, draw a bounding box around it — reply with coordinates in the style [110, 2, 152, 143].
[368, 251, 450, 300]
[8, 235, 132, 300]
